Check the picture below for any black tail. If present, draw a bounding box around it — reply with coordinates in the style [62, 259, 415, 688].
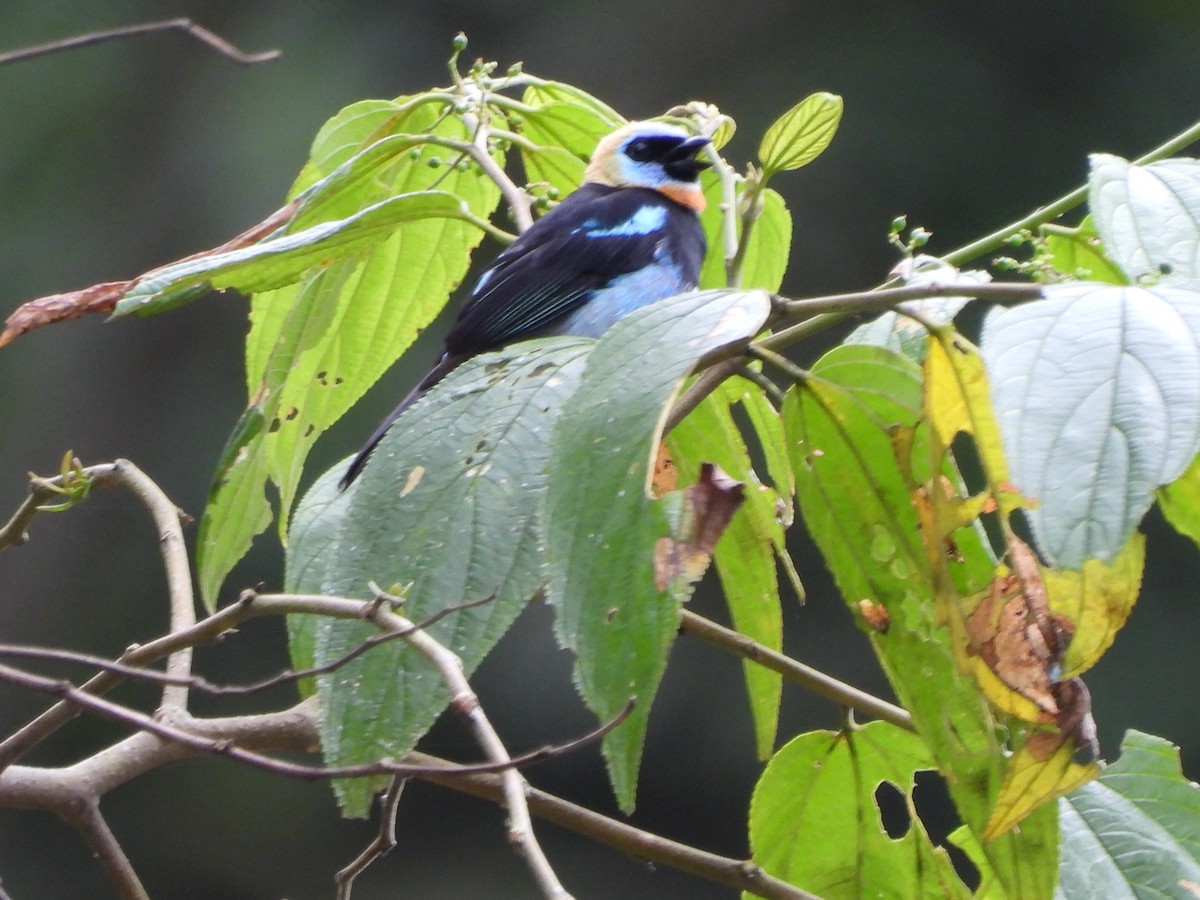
[338, 353, 463, 489]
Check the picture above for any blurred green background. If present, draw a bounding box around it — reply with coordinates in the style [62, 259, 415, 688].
[2, 2, 1199, 897]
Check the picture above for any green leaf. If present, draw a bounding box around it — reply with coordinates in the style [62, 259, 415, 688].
[698, 177, 792, 291]
[667, 381, 786, 758]
[288, 338, 592, 817]
[758, 92, 843, 177]
[748, 722, 969, 899]
[115, 191, 468, 317]
[1058, 730, 1200, 899]
[514, 97, 620, 197]
[1089, 154, 1200, 283]
[544, 288, 772, 812]
[521, 145, 585, 198]
[198, 100, 504, 607]
[284, 460, 358, 696]
[519, 82, 625, 131]
[196, 405, 274, 608]
[982, 282, 1200, 567]
[517, 98, 619, 158]
[1158, 449, 1200, 551]
[1040, 216, 1126, 285]
[785, 344, 1060, 898]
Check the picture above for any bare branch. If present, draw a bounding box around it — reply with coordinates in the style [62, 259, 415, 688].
[0, 460, 194, 765]
[0, 19, 280, 67]
[336, 777, 407, 900]
[109, 460, 195, 709]
[679, 610, 914, 733]
[0, 595, 493, 698]
[406, 751, 820, 900]
[71, 804, 149, 900]
[0, 658, 628, 785]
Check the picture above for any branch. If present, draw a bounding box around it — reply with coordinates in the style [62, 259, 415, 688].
[72, 804, 149, 900]
[0, 459, 195, 765]
[0, 19, 280, 67]
[109, 460, 195, 709]
[406, 751, 819, 900]
[336, 777, 407, 900]
[945, 115, 1200, 267]
[0, 596, 493, 698]
[359, 582, 571, 898]
[460, 102, 534, 233]
[679, 611, 915, 733]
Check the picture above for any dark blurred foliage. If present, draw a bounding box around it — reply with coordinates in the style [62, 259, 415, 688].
[1, 3, 1199, 897]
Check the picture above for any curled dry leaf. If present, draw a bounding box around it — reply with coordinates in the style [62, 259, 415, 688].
[966, 536, 1098, 759]
[0, 200, 299, 348]
[0, 281, 130, 347]
[653, 462, 745, 590]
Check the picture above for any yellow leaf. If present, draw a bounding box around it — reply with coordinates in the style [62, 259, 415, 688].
[1044, 533, 1145, 678]
[984, 738, 1100, 841]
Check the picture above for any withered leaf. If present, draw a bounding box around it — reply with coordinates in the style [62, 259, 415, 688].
[966, 538, 1067, 719]
[0, 281, 130, 347]
[0, 200, 299, 348]
[651, 441, 677, 497]
[653, 462, 745, 590]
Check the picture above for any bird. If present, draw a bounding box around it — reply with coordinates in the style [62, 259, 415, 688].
[339, 120, 711, 488]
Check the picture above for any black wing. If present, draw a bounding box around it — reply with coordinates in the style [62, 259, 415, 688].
[340, 184, 703, 489]
[445, 184, 687, 355]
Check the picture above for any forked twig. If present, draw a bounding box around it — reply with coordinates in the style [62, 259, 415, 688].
[0, 19, 280, 67]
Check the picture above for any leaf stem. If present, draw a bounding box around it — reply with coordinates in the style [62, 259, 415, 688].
[945, 115, 1200, 266]
[679, 611, 914, 733]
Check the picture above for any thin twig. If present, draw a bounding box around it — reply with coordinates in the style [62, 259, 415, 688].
[733, 365, 786, 405]
[0, 463, 119, 550]
[368, 589, 572, 898]
[405, 751, 819, 900]
[0, 659, 625, 783]
[945, 116, 1200, 267]
[71, 803, 149, 900]
[110, 459, 195, 709]
[0, 19, 280, 67]
[746, 345, 809, 386]
[663, 358, 747, 434]
[336, 776, 407, 900]
[460, 106, 534, 233]
[754, 280, 1046, 353]
[0, 596, 493, 698]
[679, 610, 914, 733]
[0, 461, 193, 765]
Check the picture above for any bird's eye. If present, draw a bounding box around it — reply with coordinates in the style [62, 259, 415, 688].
[625, 139, 655, 162]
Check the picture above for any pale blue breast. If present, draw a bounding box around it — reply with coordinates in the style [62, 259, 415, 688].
[547, 246, 693, 338]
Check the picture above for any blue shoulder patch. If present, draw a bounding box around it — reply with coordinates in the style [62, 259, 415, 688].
[578, 205, 668, 238]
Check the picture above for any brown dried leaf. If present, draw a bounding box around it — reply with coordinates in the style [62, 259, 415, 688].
[0, 200, 299, 348]
[0, 281, 131, 347]
[651, 441, 677, 497]
[965, 538, 1068, 720]
[653, 462, 745, 590]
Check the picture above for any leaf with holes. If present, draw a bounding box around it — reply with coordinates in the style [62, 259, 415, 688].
[748, 722, 968, 899]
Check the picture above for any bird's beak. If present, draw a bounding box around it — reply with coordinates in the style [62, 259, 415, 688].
[663, 135, 712, 180]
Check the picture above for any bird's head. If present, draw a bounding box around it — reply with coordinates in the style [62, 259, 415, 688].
[584, 121, 711, 211]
